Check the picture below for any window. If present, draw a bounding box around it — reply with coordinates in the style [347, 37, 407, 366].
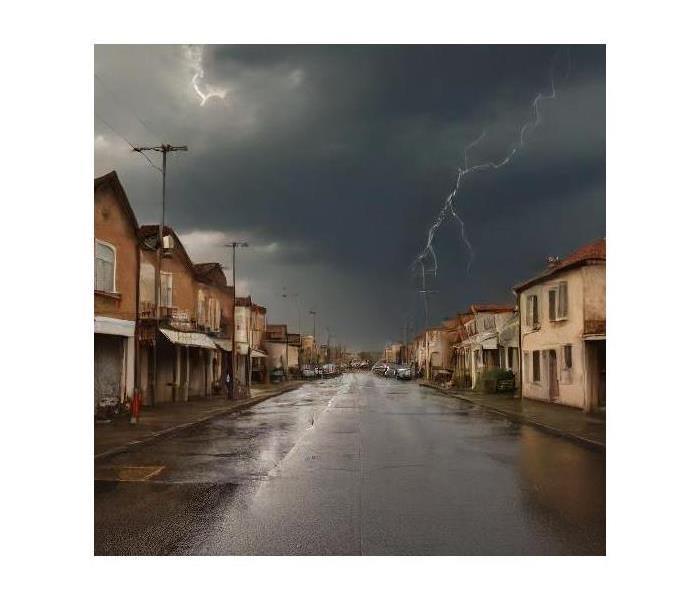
[549, 289, 557, 321]
[557, 282, 568, 319]
[483, 315, 496, 331]
[160, 272, 173, 307]
[95, 240, 116, 292]
[524, 352, 530, 383]
[526, 294, 539, 328]
[548, 282, 569, 321]
[532, 350, 541, 382]
[563, 344, 573, 369]
[197, 290, 206, 325]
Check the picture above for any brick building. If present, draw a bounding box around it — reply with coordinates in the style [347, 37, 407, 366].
[94, 172, 139, 412]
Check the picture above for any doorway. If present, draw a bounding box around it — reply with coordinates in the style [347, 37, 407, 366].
[548, 349, 559, 401]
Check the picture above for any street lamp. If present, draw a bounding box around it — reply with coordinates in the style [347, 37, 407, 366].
[225, 241, 248, 400]
[309, 309, 317, 365]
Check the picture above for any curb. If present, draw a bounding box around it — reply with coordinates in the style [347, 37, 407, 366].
[420, 382, 605, 451]
[94, 382, 304, 462]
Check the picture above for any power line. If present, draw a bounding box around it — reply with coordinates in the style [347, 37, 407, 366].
[94, 73, 163, 141]
[94, 113, 162, 173]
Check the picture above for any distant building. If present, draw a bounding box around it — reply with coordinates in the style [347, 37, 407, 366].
[453, 304, 516, 389]
[264, 324, 290, 375]
[514, 239, 606, 412]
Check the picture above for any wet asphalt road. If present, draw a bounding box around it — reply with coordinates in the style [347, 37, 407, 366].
[95, 372, 605, 555]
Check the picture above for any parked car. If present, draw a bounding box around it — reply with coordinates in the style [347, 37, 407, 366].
[302, 367, 316, 378]
[396, 366, 413, 380]
[384, 364, 398, 377]
[270, 367, 286, 383]
[372, 361, 388, 375]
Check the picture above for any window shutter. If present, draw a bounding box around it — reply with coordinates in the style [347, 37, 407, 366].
[532, 295, 539, 325]
[558, 281, 568, 318]
[526, 297, 532, 326]
[549, 289, 556, 321]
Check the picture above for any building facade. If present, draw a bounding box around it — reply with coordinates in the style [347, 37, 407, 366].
[94, 172, 139, 412]
[514, 239, 606, 412]
[137, 226, 224, 405]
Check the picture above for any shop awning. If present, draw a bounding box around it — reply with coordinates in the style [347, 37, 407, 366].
[95, 316, 135, 337]
[481, 336, 498, 350]
[159, 328, 218, 350]
[251, 348, 267, 358]
[212, 338, 232, 352]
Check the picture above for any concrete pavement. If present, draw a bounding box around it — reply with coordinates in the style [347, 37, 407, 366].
[420, 381, 605, 449]
[94, 381, 303, 459]
[95, 372, 605, 555]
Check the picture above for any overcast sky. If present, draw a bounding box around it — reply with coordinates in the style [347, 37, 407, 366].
[94, 44, 605, 350]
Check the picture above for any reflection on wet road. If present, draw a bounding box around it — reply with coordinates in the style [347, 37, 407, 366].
[95, 372, 605, 555]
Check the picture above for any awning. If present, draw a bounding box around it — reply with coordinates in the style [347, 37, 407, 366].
[251, 348, 267, 359]
[159, 328, 218, 350]
[212, 338, 232, 352]
[95, 316, 135, 337]
[481, 336, 498, 350]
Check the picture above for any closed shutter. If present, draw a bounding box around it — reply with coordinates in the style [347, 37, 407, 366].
[549, 289, 557, 321]
[557, 281, 568, 319]
[532, 295, 539, 326]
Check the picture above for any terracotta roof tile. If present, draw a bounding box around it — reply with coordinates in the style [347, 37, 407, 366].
[514, 239, 606, 292]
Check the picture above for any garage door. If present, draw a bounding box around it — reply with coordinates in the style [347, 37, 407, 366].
[95, 334, 124, 408]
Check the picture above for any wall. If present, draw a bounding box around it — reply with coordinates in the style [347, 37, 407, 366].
[519, 269, 587, 408]
[265, 341, 288, 372]
[582, 264, 606, 326]
[94, 181, 138, 321]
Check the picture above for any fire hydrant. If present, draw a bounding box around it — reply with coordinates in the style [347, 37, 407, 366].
[130, 390, 142, 424]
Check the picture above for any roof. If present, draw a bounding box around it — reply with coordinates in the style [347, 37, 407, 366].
[193, 262, 229, 287]
[468, 304, 514, 314]
[94, 171, 139, 233]
[138, 224, 198, 274]
[513, 239, 606, 292]
[235, 296, 253, 307]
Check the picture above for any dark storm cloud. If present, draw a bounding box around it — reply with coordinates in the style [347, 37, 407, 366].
[94, 44, 605, 349]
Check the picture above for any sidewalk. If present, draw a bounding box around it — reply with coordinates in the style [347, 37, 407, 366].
[420, 382, 605, 450]
[95, 381, 303, 460]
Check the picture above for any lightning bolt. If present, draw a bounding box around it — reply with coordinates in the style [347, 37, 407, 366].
[185, 45, 227, 106]
[411, 49, 570, 325]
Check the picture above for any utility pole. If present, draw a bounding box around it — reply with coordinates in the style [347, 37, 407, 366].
[132, 143, 188, 406]
[225, 241, 248, 400]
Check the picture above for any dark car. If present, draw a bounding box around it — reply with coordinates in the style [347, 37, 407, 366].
[270, 368, 286, 383]
[396, 366, 413, 380]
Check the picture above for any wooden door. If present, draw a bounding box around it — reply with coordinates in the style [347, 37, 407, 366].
[548, 349, 559, 400]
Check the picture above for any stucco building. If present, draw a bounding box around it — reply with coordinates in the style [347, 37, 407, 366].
[452, 304, 516, 389]
[514, 239, 606, 412]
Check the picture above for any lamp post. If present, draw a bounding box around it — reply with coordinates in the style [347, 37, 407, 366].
[225, 241, 248, 400]
[309, 309, 317, 365]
